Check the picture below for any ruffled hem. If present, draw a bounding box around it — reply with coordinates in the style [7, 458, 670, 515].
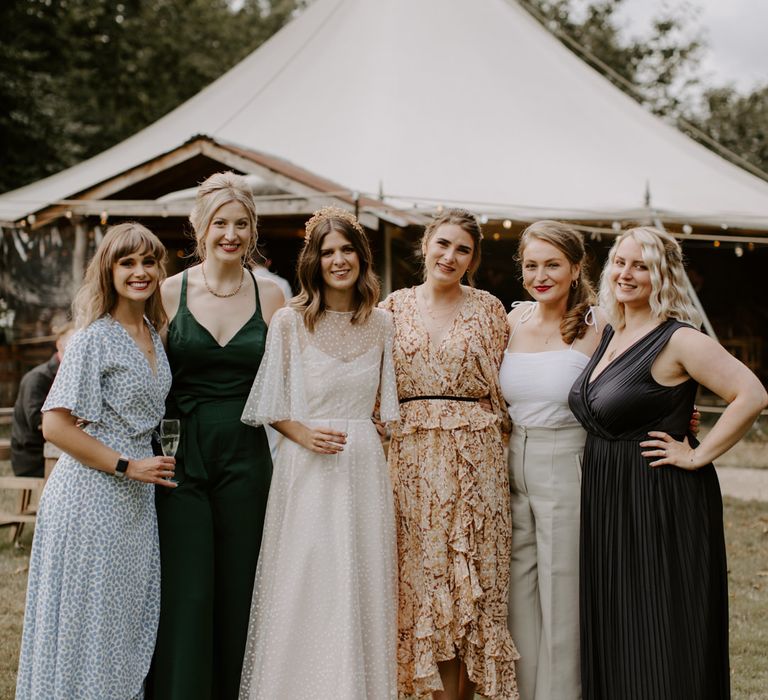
[397, 563, 520, 699]
[392, 424, 518, 699]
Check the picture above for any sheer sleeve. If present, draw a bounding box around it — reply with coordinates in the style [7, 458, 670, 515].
[42, 325, 103, 423]
[241, 308, 308, 426]
[377, 310, 400, 423]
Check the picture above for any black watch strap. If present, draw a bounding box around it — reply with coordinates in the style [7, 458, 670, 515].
[115, 457, 129, 479]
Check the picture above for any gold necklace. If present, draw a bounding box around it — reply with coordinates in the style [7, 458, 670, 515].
[420, 288, 464, 321]
[542, 325, 561, 345]
[201, 262, 245, 299]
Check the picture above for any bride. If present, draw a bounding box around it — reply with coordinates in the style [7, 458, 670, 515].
[239, 207, 399, 699]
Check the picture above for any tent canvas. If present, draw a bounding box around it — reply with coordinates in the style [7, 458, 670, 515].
[2, 0, 768, 230]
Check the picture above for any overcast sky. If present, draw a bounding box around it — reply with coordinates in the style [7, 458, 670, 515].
[616, 0, 768, 92]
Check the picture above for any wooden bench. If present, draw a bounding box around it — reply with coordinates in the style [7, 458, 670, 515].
[0, 476, 46, 547]
[0, 406, 12, 461]
[0, 443, 60, 547]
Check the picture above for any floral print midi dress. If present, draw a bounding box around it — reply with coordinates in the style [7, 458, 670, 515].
[382, 287, 519, 700]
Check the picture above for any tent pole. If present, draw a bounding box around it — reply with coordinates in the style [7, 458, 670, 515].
[71, 220, 87, 296]
[651, 216, 718, 341]
[383, 221, 393, 297]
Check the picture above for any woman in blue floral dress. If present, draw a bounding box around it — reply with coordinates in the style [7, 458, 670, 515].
[16, 223, 177, 700]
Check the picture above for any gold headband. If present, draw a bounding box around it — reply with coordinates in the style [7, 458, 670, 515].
[304, 206, 365, 243]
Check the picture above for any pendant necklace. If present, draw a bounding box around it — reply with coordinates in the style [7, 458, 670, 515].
[420, 287, 464, 321]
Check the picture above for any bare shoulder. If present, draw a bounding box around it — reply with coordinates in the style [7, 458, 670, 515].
[590, 306, 610, 332]
[507, 300, 534, 325]
[667, 324, 711, 352]
[255, 275, 285, 325]
[160, 270, 186, 322]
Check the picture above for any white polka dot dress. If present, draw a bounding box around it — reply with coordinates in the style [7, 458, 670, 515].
[239, 307, 399, 700]
[15, 316, 171, 700]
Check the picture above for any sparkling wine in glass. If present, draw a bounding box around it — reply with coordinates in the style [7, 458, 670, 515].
[160, 419, 180, 482]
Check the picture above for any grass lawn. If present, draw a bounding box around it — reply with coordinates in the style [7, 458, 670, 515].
[1, 476, 766, 697]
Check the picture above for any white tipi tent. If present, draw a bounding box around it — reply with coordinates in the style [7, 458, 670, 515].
[2, 0, 768, 230]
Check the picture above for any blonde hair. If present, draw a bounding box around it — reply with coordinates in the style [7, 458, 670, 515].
[292, 208, 380, 333]
[599, 226, 702, 330]
[518, 220, 596, 344]
[72, 222, 168, 330]
[421, 208, 483, 285]
[189, 172, 258, 264]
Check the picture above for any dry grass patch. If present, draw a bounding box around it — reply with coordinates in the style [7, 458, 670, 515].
[0, 463, 766, 699]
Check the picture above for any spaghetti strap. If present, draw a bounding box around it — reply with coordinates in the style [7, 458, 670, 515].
[509, 300, 536, 339]
[569, 306, 600, 349]
[584, 306, 599, 334]
[180, 269, 189, 308]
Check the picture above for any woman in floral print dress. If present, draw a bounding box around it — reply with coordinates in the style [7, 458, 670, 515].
[381, 209, 519, 700]
[16, 223, 176, 700]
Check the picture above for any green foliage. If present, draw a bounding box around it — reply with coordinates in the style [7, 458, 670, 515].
[685, 85, 768, 175]
[0, 0, 302, 194]
[518, 0, 768, 179]
[518, 0, 703, 116]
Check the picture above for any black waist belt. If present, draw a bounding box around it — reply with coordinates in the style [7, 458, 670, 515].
[400, 395, 479, 404]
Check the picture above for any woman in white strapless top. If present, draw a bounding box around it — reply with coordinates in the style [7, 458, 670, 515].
[499, 221, 604, 700]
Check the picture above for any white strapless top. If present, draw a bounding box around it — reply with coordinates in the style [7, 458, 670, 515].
[500, 348, 589, 428]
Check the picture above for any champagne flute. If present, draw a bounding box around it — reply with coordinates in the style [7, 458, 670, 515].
[160, 419, 180, 483]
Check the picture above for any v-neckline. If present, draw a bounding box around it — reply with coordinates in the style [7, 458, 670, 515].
[110, 315, 159, 377]
[186, 307, 256, 349]
[413, 286, 468, 351]
[588, 321, 666, 385]
[179, 267, 259, 348]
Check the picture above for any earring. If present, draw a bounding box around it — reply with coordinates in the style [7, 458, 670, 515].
[571, 278, 578, 289]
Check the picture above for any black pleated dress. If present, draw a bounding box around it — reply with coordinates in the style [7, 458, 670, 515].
[568, 319, 730, 700]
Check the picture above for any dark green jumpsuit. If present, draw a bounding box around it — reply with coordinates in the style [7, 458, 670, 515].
[149, 270, 272, 699]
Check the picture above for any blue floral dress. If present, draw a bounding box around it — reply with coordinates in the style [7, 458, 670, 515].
[15, 315, 171, 700]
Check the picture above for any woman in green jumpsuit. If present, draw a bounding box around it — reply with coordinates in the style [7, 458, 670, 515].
[150, 172, 284, 699]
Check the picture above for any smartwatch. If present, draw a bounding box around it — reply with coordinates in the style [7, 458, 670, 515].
[115, 456, 130, 479]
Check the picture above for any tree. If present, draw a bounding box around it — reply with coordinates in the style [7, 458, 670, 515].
[518, 0, 768, 179]
[518, 0, 703, 117]
[685, 85, 768, 175]
[0, 0, 303, 194]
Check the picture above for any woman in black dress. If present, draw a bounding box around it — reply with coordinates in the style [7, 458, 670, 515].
[569, 226, 767, 700]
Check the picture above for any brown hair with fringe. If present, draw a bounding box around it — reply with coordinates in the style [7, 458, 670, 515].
[420, 208, 484, 286]
[292, 207, 380, 333]
[518, 220, 596, 344]
[189, 171, 259, 265]
[72, 222, 168, 330]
